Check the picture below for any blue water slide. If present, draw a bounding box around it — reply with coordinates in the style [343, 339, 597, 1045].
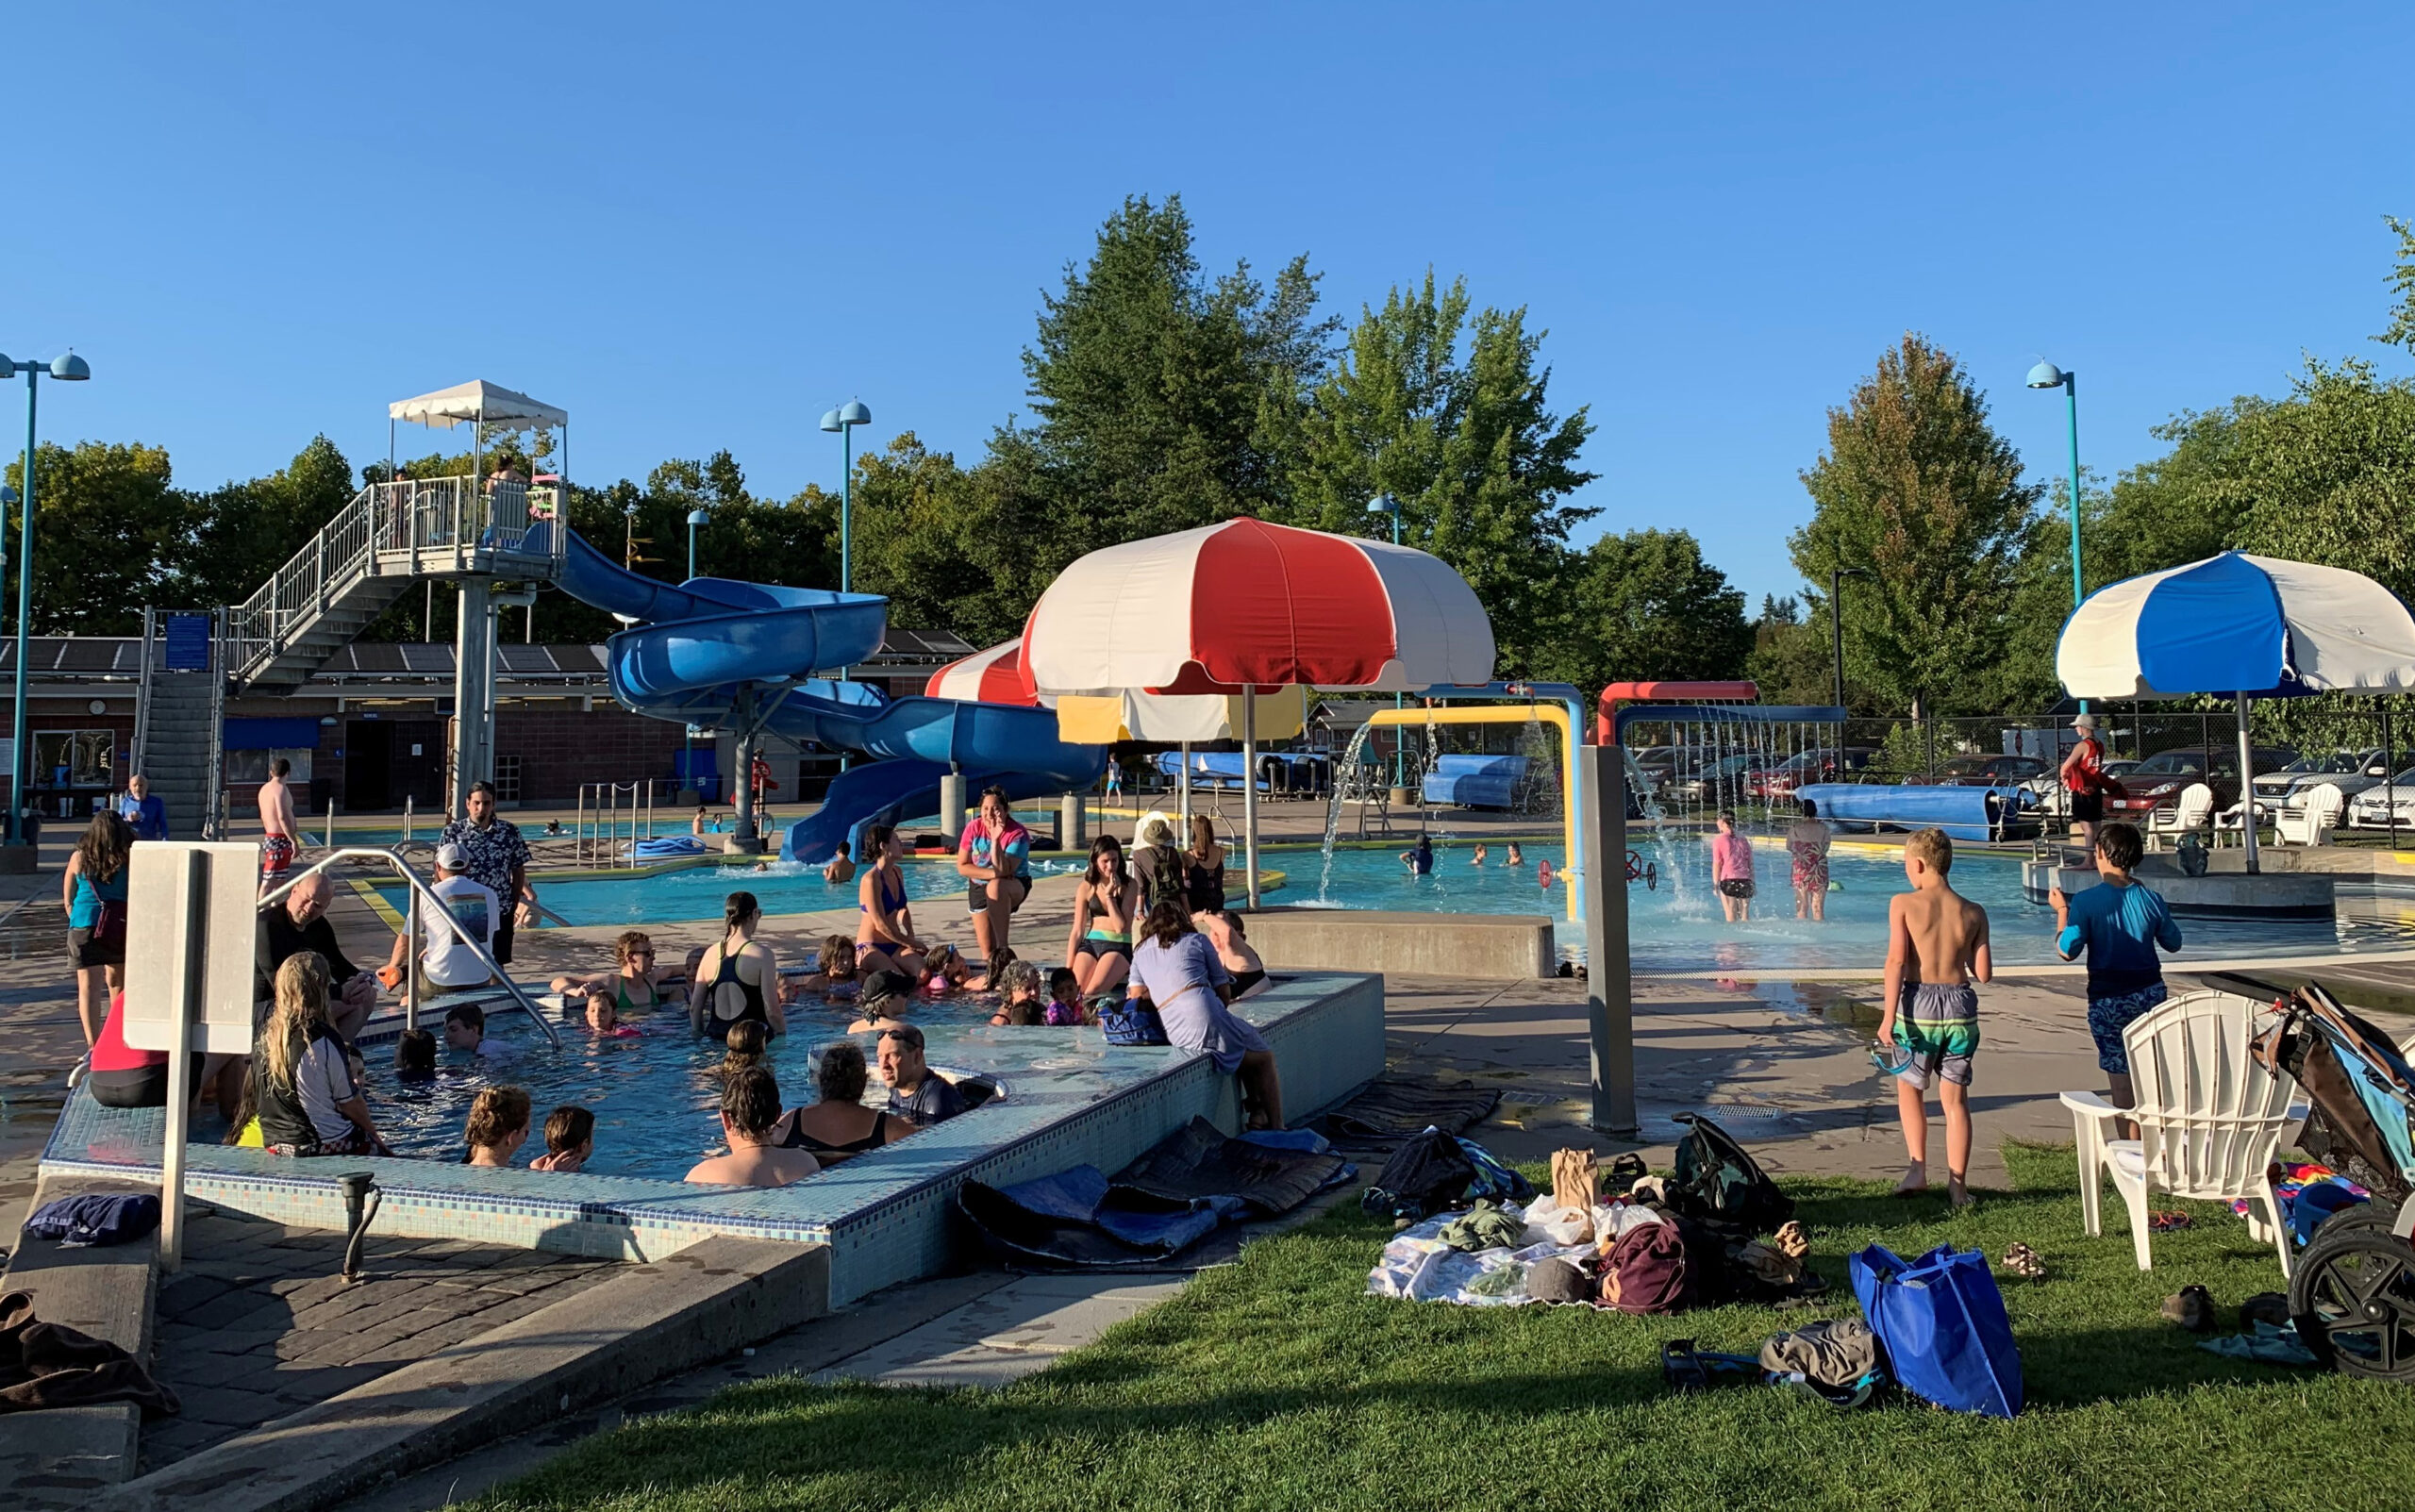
[543, 529, 1104, 862]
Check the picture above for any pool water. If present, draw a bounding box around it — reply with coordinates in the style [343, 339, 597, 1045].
[374, 855, 999, 926]
[366, 988, 1114, 1183]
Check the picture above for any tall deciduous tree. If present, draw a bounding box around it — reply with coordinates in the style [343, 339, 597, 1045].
[5, 440, 194, 634]
[1790, 335, 2040, 716]
[1279, 273, 1599, 678]
[1537, 529, 1749, 693]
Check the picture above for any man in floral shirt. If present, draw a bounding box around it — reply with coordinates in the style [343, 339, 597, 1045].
[438, 781, 536, 965]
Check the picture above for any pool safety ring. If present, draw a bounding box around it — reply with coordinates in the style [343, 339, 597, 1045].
[1626, 850, 1657, 889]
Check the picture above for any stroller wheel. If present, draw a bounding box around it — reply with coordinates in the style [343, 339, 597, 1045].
[2289, 1224, 2415, 1382]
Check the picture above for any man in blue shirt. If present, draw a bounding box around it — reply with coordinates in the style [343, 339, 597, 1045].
[118, 773, 169, 841]
[2049, 822, 2183, 1121]
[878, 1022, 967, 1126]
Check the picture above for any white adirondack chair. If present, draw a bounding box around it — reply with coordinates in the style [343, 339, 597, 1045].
[2148, 781, 2216, 842]
[2274, 781, 2346, 846]
[2059, 990, 2298, 1275]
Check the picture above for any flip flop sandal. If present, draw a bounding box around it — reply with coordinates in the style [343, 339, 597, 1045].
[2149, 1210, 2193, 1233]
[2160, 1284, 2215, 1333]
[2000, 1242, 2046, 1279]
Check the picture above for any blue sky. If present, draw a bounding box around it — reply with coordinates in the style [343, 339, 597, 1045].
[8, 4, 2411, 607]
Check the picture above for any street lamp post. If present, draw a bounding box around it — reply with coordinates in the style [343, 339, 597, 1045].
[819, 401, 873, 593]
[2028, 359, 2087, 711]
[686, 507, 708, 580]
[1827, 564, 1871, 712]
[1368, 495, 1406, 787]
[1, 351, 91, 855]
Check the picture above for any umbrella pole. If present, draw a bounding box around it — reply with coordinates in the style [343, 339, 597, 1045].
[2237, 693, 2259, 874]
[1179, 740, 1191, 839]
[1242, 694, 1259, 908]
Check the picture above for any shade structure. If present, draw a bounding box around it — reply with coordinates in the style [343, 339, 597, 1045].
[389, 380, 570, 431]
[1023, 519, 1495, 906]
[1020, 518, 1494, 698]
[2057, 552, 2415, 876]
[2057, 552, 2415, 701]
[925, 640, 1041, 706]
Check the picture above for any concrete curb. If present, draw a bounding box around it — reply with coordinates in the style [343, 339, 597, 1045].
[98, 1236, 826, 1512]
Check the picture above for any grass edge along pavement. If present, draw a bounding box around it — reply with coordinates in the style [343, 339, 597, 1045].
[468, 1142, 2413, 1512]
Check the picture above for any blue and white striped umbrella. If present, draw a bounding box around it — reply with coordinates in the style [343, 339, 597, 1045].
[2057, 552, 2415, 700]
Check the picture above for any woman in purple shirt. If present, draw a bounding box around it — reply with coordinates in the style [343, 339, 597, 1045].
[1126, 901, 1285, 1129]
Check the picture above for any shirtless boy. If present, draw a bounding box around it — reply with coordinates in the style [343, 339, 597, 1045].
[1874, 827, 1992, 1205]
[258, 756, 300, 893]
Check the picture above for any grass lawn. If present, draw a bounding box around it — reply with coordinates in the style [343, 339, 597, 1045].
[477, 1142, 2411, 1512]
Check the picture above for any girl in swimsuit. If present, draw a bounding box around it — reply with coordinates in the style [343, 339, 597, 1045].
[788, 934, 861, 1004]
[1066, 834, 1136, 997]
[1185, 816, 1226, 915]
[921, 943, 973, 996]
[691, 891, 785, 1042]
[769, 1041, 915, 1164]
[552, 930, 676, 1018]
[854, 826, 925, 980]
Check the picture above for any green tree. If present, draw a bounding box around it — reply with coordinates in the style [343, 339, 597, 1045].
[1000, 193, 1335, 572]
[4, 440, 196, 634]
[1790, 334, 2041, 717]
[1278, 273, 1599, 677]
[1536, 529, 1748, 694]
[1744, 594, 1839, 708]
[179, 435, 360, 611]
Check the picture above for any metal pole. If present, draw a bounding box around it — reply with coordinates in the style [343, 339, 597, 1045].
[1829, 564, 1846, 711]
[1390, 510, 1405, 787]
[841, 423, 853, 595]
[2237, 694, 2259, 874]
[1579, 746, 1637, 1136]
[1242, 689, 1260, 908]
[2064, 374, 2089, 715]
[2387, 704, 2398, 853]
[1178, 740, 1191, 836]
[9, 370, 36, 846]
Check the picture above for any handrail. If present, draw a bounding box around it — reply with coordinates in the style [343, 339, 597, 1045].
[259, 847, 559, 1048]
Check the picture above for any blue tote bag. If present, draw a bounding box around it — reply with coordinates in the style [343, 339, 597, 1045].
[1849, 1243, 2024, 1418]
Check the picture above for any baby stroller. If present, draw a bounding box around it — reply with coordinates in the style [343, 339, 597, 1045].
[2251, 982, 2415, 1382]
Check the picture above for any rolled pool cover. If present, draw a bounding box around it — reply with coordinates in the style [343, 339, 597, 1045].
[627, 836, 710, 859]
[1794, 783, 2037, 843]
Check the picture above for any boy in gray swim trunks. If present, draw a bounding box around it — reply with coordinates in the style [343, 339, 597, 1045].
[1875, 827, 1992, 1205]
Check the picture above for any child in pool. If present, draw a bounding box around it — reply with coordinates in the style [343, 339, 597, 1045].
[585, 993, 642, 1037]
[785, 935, 859, 1004]
[921, 943, 973, 995]
[1506, 842, 1523, 867]
[552, 931, 678, 1014]
[1045, 967, 1086, 1026]
[720, 1020, 768, 1075]
[530, 1105, 594, 1172]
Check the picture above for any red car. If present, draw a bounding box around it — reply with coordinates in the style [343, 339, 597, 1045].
[2106, 746, 2298, 819]
[1749, 748, 1877, 800]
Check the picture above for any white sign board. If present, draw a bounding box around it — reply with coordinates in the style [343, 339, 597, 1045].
[122, 842, 261, 1055]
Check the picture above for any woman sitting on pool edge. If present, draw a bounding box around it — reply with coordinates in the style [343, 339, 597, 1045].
[691, 891, 786, 1042]
[1064, 834, 1136, 999]
[765, 1041, 916, 1162]
[854, 825, 926, 982]
[1127, 901, 1284, 1130]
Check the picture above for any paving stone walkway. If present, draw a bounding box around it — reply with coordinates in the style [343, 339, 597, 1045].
[140, 1206, 622, 1472]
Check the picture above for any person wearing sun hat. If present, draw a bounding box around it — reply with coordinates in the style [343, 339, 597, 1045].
[2059, 712, 2108, 854]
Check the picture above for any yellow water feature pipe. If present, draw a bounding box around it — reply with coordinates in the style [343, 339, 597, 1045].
[1365, 704, 1578, 922]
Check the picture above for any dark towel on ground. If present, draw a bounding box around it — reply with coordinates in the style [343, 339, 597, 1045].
[0, 1290, 180, 1416]
[1315, 1078, 1502, 1152]
[1110, 1118, 1344, 1217]
[25, 1193, 160, 1248]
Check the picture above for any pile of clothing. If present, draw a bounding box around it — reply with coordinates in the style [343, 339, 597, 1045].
[1363, 1115, 1825, 1314]
[2233, 1161, 2372, 1245]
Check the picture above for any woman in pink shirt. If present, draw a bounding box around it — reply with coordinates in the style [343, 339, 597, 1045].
[1711, 810, 1757, 922]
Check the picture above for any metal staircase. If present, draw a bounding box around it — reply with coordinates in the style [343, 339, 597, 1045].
[132, 609, 227, 839]
[226, 477, 564, 691]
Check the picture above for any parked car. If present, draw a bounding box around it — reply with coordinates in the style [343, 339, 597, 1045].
[2251, 749, 2390, 808]
[1908, 754, 2051, 788]
[2346, 767, 2415, 829]
[1749, 747, 1879, 801]
[1665, 751, 1769, 805]
[2106, 745, 2297, 820]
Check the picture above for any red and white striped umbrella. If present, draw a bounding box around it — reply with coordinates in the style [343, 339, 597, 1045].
[924, 640, 1042, 706]
[1019, 518, 1494, 698]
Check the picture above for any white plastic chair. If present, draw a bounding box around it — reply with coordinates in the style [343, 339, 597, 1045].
[2274, 781, 2345, 846]
[2148, 782, 2215, 841]
[2059, 990, 2298, 1276]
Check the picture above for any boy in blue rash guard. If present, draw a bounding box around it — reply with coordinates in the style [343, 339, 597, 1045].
[2050, 822, 2183, 1125]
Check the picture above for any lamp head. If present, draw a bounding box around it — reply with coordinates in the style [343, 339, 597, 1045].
[51, 351, 91, 381]
[687, 508, 709, 526]
[0, 355, 12, 379]
[0, 486, 16, 507]
[2025, 359, 2068, 390]
[1366, 494, 1398, 515]
[819, 407, 842, 433]
[836, 400, 872, 428]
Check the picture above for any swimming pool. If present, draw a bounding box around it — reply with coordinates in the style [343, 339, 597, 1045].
[374, 854, 1008, 926]
[368, 991, 1115, 1183]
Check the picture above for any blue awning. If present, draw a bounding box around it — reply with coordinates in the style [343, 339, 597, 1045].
[223, 717, 325, 750]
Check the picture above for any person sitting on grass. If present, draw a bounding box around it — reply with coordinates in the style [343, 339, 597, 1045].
[1875, 827, 1991, 1206]
[845, 968, 918, 1034]
[551, 930, 676, 1015]
[879, 1023, 967, 1126]
[989, 961, 1047, 1026]
[766, 1042, 915, 1163]
[255, 953, 390, 1158]
[2050, 821, 2183, 1138]
[443, 1003, 492, 1056]
[530, 1105, 594, 1172]
[394, 1028, 437, 1082]
[1045, 967, 1086, 1026]
[464, 1086, 531, 1168]
[1127, 901, 1284, 1130]
[685, 1067, 820, 1188]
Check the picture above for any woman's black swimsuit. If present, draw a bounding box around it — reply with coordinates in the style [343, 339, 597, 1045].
[1231, 967, 1267, 996]
[704, 944, 769, 1033]
[777, 1107, 890, 1155]
[1188, 856, 1226, 914]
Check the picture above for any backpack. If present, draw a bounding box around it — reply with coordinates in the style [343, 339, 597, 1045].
[1666, 1112, 1794, 1236]
[1097, 998, 1170, 1046]
[1359, 1126, 1476, 1223]
[1137, 844, 1191, 915]
[1600, 1221, 1690, 1314]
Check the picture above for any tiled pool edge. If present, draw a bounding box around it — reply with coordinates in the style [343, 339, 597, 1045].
[39, 972, 1385, 1306]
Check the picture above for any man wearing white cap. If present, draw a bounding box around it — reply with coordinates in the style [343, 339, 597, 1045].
[2059, 712, 2108, 854]
[383, 841, 501, 996]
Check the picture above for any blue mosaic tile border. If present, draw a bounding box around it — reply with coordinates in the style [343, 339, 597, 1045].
[41, 972, 1385, 1297]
